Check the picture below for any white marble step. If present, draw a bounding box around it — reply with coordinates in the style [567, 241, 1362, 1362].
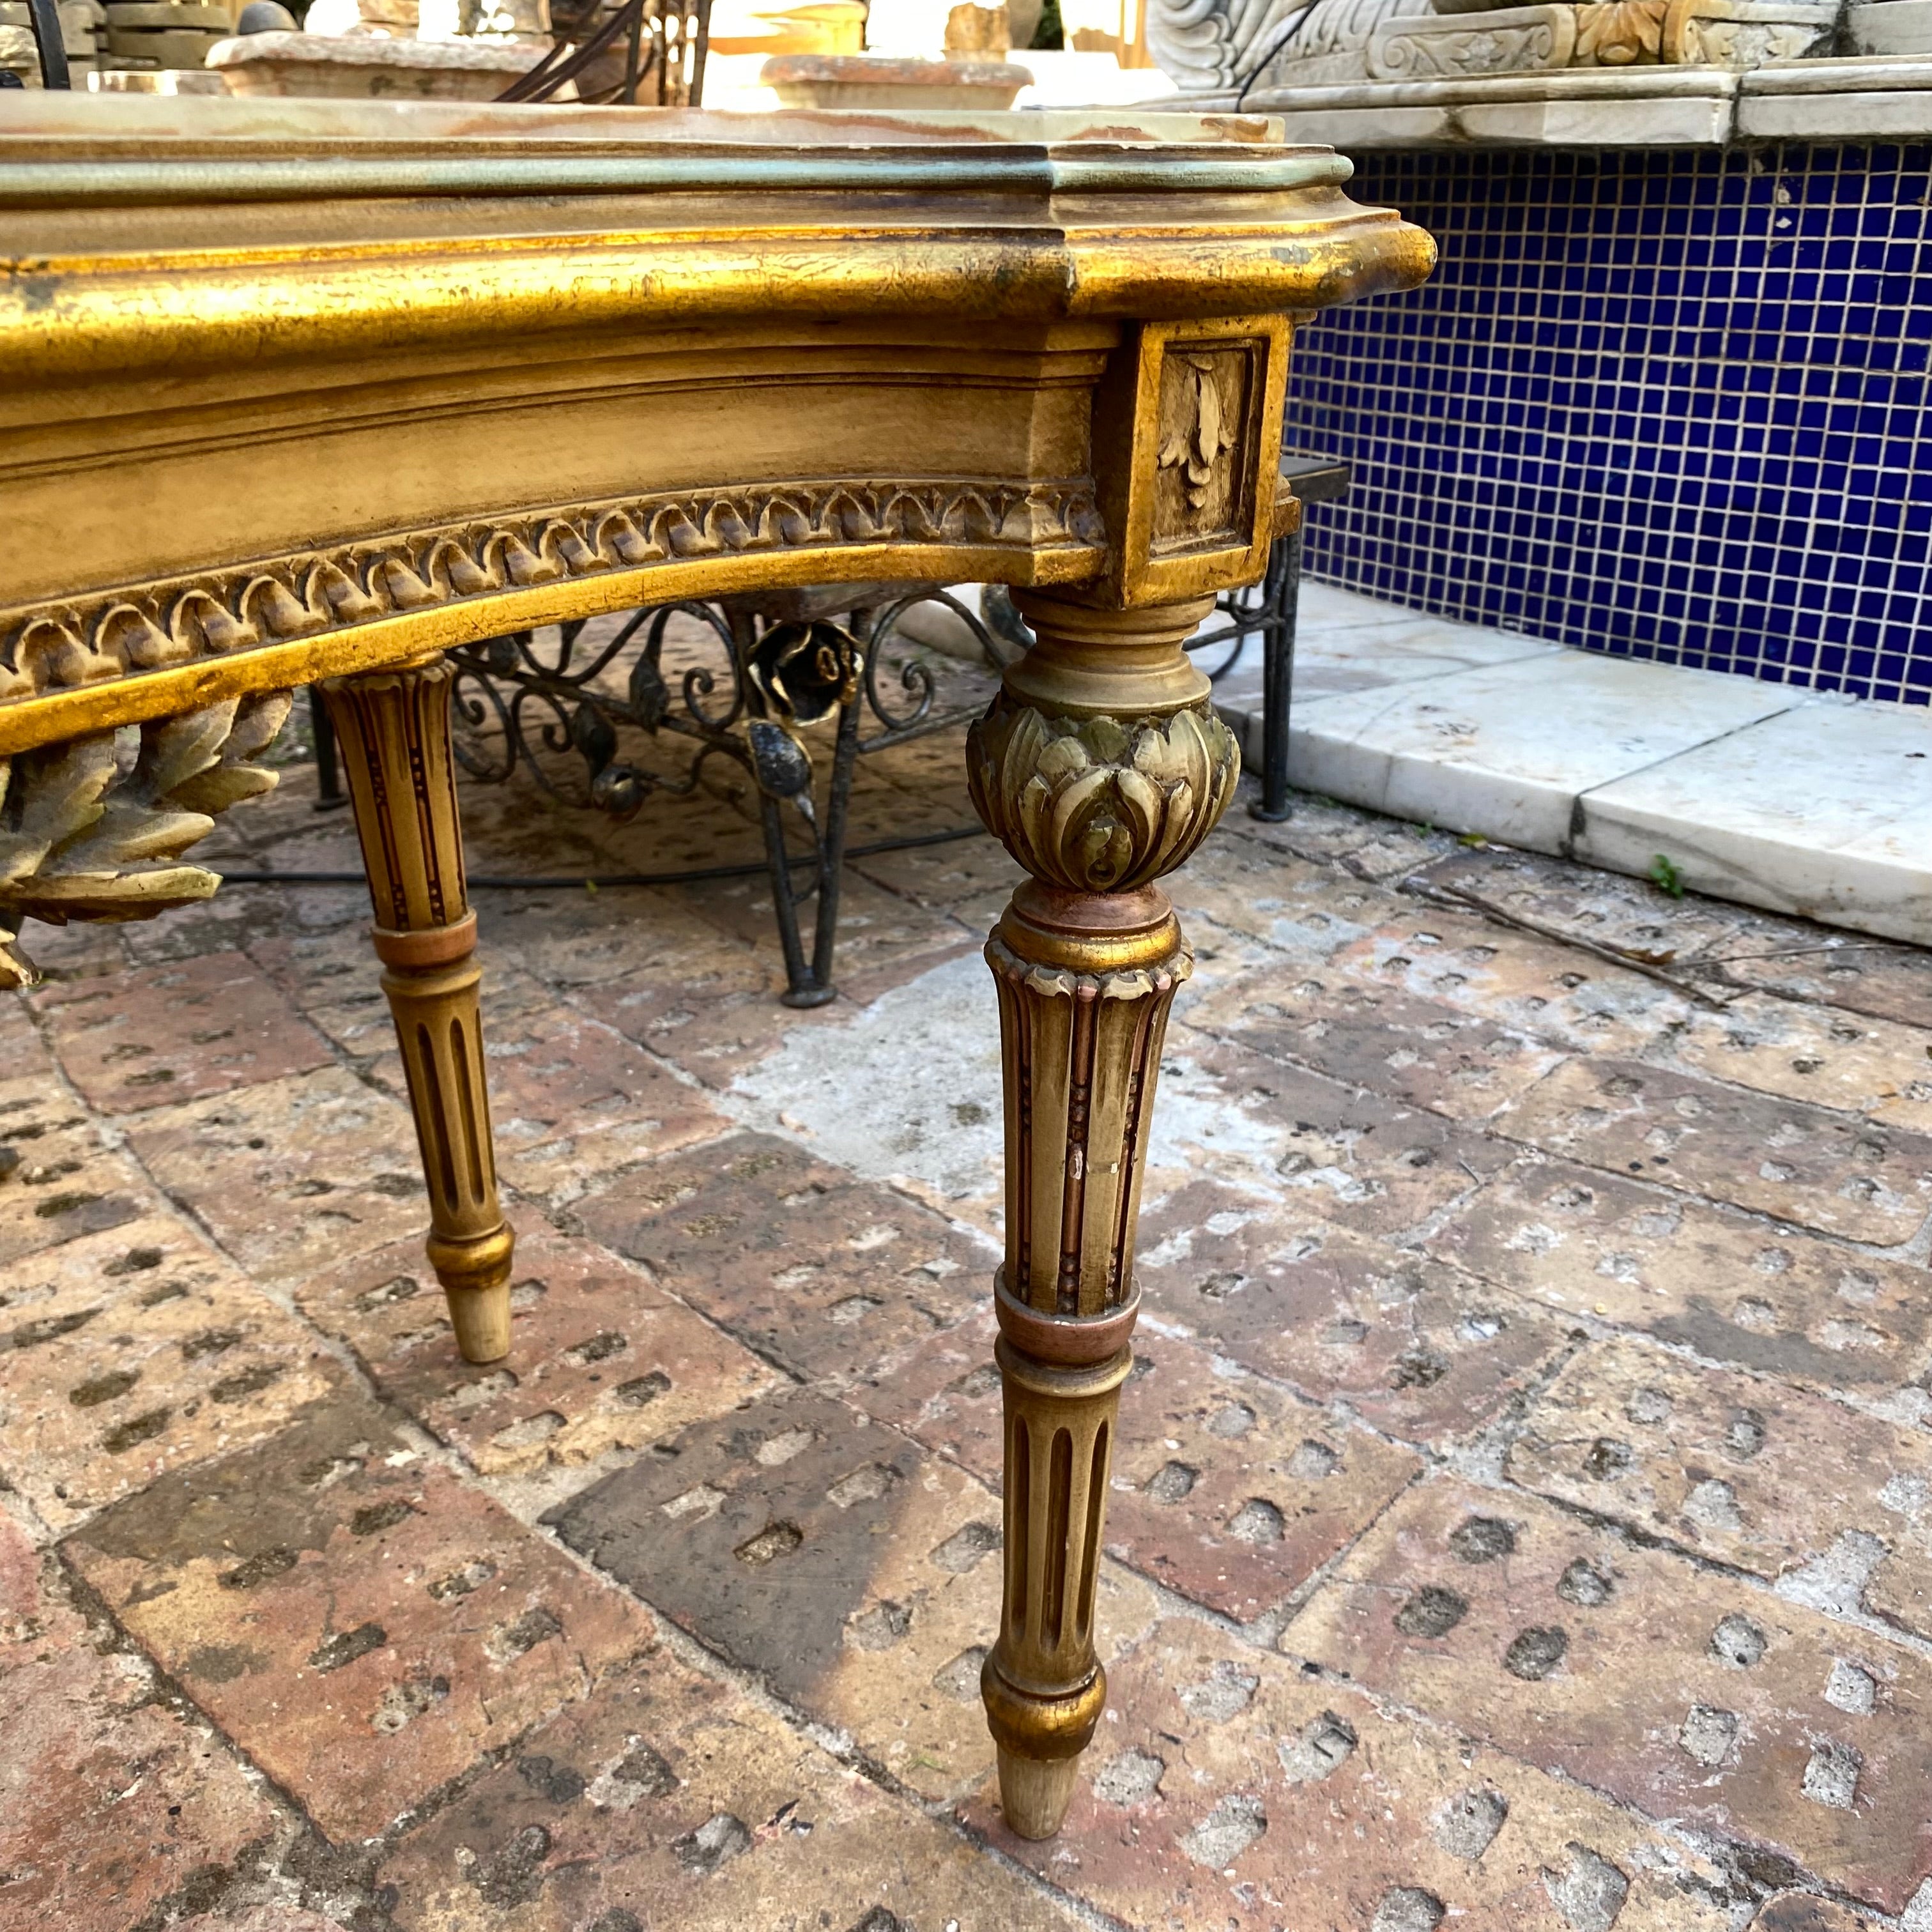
[1207, 583, 1932, 947]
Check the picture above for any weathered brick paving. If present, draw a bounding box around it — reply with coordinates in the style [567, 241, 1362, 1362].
[4, 666, 1931, 1931]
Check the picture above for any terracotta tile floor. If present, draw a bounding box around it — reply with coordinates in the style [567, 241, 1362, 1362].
[6, 662, 1932, 1932]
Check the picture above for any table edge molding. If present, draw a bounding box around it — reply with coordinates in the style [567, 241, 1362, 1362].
[0, 473, 1107, 752]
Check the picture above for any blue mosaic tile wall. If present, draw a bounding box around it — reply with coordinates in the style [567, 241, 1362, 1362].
[1281, 145, 1932, 705]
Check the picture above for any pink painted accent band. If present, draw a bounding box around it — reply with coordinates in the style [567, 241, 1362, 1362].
[994, 1270, 1140, 1367]
[371, 908, 477, 970]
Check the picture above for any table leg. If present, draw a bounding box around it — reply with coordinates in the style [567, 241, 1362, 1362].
[308, 686, 349, 813]
[966, 590, 1241, 1839]
[1251, 528, 1300, 824]
[319, 653, 516, 1365]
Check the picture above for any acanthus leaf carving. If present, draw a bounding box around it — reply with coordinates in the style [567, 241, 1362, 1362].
[0, 690, 292, 988]
[967, 692, 1241, 895]
[1156, 353, 1241, 514]
[1574, 0, 1667, 60]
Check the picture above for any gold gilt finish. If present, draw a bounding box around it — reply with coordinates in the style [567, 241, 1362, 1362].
[0, 692, 291, 986]
[0, 95, 1434, 1834]
[319, 656, 516, 1364]
[967, 587, 1238, 1836]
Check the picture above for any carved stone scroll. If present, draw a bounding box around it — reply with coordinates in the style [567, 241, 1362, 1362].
[0, 692, 291, 988]
[1368, 2, 1577, 72]
[966, 589, 1239, 1838]
[320, 654, 516, 1365]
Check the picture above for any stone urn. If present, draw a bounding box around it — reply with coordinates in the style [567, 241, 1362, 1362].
[760, 50, 1033, 105]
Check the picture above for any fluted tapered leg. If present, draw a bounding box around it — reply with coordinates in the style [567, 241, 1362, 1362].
[967, 591, 1240, 1838]
[320, 653, 515, 1364]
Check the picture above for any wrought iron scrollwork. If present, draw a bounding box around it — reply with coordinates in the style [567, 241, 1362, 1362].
[498, 0, 711, 108]
[446, 586, 1013, 1004]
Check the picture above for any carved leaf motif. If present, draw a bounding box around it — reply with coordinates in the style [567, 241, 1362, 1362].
[0, 734, 115, 888]
[0, 691, 291, 988]
[967, 693, 1241, 895]
[1193, 365, 1225, 477]
[1574, 0, 1667, 62]
[1158, 355, 1241, 514]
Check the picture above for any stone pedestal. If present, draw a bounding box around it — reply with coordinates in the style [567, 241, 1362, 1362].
[208, 25, 546, 92]
[760, 49, 1034, 102]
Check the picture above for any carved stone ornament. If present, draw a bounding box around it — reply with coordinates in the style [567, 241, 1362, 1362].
[1660, 0, 1834, 59]
[1148, 0, 1325, 92]
[0, 692, 291, 987]
[1573, 0, 1667, 56]
[965, 694, 1242, 896]
[0, 477, 1103, 707]
[1370, 1, 1575, 71]
[1148, 0, 1832, 89]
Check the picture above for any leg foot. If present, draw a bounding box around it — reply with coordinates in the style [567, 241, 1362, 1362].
[428, 1223, 516, 1363]
[779, 981, 837, 1010]
[995, 1748, 1084, 1841]
[982, 1334, 1130, 1832]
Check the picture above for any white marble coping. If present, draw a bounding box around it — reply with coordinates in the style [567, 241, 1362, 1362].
[1576, 703, 1932, 945]
[1737, 52, 1932, 136]
[1286, 652, 1800, 854]
[1207, 583, 1932, 946]
[1208, 54, 1932, 146]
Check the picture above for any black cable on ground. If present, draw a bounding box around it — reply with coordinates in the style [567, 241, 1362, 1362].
[217, 821, 990, 891]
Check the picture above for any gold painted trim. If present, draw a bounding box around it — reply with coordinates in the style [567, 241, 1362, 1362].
[0, 476, 1104, 755]
[0, 228, 1436, 386]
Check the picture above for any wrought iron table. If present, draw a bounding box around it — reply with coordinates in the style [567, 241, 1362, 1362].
[439, 577, 1013, 1007]
[0, 94, 1429, 1840]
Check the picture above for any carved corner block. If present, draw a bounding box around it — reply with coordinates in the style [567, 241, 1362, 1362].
[1089, 315, 1293, 608]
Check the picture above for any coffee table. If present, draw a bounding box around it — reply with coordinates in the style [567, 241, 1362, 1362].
[0, 93, 1430, 1837]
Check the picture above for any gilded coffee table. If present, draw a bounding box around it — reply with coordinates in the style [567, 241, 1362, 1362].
[0, 95, 1430, 1839]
